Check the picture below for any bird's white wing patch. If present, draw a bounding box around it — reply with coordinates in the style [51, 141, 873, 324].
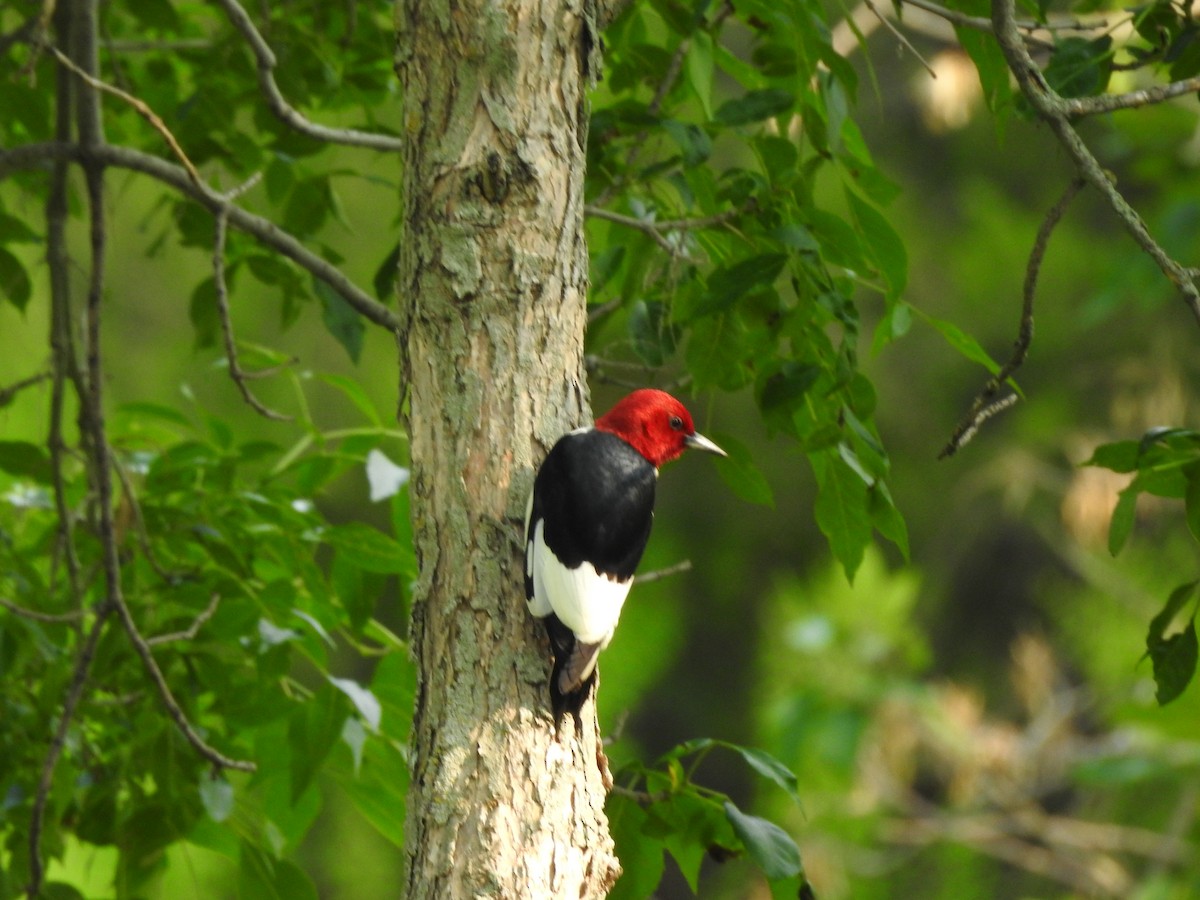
[529, 519, 631, 645]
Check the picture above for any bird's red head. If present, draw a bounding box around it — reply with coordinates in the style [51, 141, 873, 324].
[595, 389, 727, 468]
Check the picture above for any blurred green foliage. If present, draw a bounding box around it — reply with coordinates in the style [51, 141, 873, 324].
[3, 0, 1200, 896]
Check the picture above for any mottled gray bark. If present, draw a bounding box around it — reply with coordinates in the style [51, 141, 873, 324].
[395, 1, 620, 896]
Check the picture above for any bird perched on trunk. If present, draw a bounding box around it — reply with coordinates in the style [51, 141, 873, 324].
[524, 389, 726, 714]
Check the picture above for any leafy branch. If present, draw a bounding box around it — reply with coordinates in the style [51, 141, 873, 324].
[0, 141, 402, 331]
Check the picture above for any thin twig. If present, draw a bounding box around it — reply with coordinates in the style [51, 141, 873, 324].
[146, 594, 221, 646]
[213, 0, 404, 152]
[30, 9, 106, 892]
[592, 1, 734, 207]
[111, 454, 190, 584]
[27, 603, 112, 896]
[0, 371, 51, 406]
[940, 178, 1085, 458]
[213, 176, 293, 421]
[990, 0, 1200, 325]
[585, 205, 691, 258]
[636, 560, 693, 584]
[585, 204, 746, 261]
[68, 4, 256, 779]
[0, 598, 84, 623]
[50, 44, 202, 187]
[865, 0, 938, 78]
[1060, 75, 1200, 117]
[0, 142, 403, 332]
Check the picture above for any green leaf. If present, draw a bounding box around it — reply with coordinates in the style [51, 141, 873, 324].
[955, 25, 1013, 114]
[283, 176, 332, 237]
[723, 801, 803, 881]
[288, 685, 349, 802]
[189, 276, 219, 349]
[1044, 36, 1113, 98]
[313, 277, 365, 363]
[662, 119, 712, 167]
[320, 373, 382, 426]
[590, 245, 626, 295]
[845, 189, 907, 296]
[1148, 581, 1198, 644]
[870, 482, 910, 560]
[916, 309, 1002, 375]
[628, 299, 679, 366]
[41, 886, 87, 900]
[1108, 487, 1138, 556]
[645, 791, 733, 892]
[0, 246, 32, 312]
[721, 742, 799, 800]
[811, 450, 872, 581]
[607, 793, 665, 900]
[199, 774, 235, 823]
[712, 432, 774, 506]
[239, 843, 319, 900]
[1084, 439, 1139, 473]
[372, 243, 400, 302]
[1144, 583, 1199, 704]
[685, 31, 715, 120]
[688, 253, 788, 321]
[0, 440, 52, 483]
[326, 522, 414, 574]
[329, 676, 382, 731]
[715, 89, 795, 125]
[328, 736, 410, 848]
[1185, 462, 1200, 544]
[1148, 619, 1197, 705]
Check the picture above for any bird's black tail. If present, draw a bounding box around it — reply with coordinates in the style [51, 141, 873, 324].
[544, 615, 599, 718]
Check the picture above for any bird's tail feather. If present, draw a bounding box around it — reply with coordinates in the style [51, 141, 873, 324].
[545, 615, 599, 717]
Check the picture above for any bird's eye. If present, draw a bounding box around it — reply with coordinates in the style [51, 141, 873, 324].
[669, 415, 683, 431]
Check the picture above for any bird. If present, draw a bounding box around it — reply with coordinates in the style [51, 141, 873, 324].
[524, 389, 726, 714]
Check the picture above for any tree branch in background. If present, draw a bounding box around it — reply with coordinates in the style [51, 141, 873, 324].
[0, 142, 403, 332]
[213, 174, 294, 421]
[213, 0, 405, 152]
[0, 598, 84, 623]
[146, 594, 222, 647]
[990, 0, 1200, 326]
[0, 371, 50, 406]
[592, 1, 734, 207]
[27, 606, 112, 896]
[50, 44, 202, 187]
[941, 179, 1085, 458]
[584, 203, 746, 260]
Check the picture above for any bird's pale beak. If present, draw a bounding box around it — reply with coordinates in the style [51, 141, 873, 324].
[685, 432, 727, 457]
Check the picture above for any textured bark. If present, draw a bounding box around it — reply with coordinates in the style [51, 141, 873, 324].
[396, 1, 620, 897]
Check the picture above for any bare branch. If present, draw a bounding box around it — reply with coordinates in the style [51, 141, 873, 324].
[0, 598, 84, 623]
[584, 203, 747, 262]
[940, 178, 1085, 458]
[585, 205, 695, 258]
[1060, 75, 1200, 117]
[213, 182, 294, 421]
[865, 0, 938, 78]
[146, 594, 221, 646]
[592, 1, 734, 207]
[0, 371, 51, 406]
[111, 454, 191, 585]
[50, 45, 202, 187]
[27, 603, 112, 896]
[635, 560, 693, 584]
[991, 0, 1200, 324]
[0, 141, 403, 332]
[213, 0, 405, 152]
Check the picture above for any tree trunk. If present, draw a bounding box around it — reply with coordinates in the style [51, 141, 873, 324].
[395, 1, 620, 896]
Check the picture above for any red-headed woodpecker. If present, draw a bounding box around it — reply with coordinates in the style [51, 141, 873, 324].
[524, 389, 726, 713]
